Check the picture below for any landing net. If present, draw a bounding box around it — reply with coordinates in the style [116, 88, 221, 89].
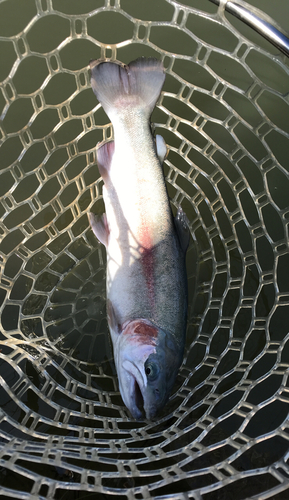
[0, 0, 289, 498]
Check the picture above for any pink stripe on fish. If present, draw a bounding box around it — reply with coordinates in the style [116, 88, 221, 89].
[141, 247, 155, 307]
[138, 224, 155, 310]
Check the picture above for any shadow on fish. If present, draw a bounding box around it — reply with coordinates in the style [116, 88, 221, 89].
[88, 57, 189, 420]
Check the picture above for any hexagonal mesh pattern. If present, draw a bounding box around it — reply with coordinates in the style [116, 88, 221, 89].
[0, 0, 289, 498]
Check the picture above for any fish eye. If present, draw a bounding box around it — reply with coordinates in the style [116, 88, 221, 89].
[145, 362, 159, 381]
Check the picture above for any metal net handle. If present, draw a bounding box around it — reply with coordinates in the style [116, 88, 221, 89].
[211, 0, 289, 56]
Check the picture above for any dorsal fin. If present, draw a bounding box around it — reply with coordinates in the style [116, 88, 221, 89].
[155, 134, 167, 164]
[174, 206, 190, 253]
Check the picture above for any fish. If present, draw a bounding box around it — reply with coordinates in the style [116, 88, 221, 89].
[89, 57, 189, 420]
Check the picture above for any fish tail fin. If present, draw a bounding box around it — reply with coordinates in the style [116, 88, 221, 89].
[90, 57, 165, 119]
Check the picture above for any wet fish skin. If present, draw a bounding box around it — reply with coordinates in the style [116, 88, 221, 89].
[89, 57, 189, 420]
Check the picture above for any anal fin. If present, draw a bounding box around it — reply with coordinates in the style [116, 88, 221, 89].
[97, 141, 115, 181]
[155, 134, 167, 164]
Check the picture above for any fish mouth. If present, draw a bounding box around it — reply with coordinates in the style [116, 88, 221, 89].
[133, 378, 144, 419]
[131, 377, 158, 421]
[132, 378, 158, 421]
[122, 360, 146, 420]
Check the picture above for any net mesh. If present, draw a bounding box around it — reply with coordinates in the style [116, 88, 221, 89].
[0, 0, 289, 498]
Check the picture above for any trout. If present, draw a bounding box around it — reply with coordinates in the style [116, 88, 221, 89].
[89, 57, 189, 420]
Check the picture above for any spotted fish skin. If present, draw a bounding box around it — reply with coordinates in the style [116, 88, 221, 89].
[89, 57, 189, 420]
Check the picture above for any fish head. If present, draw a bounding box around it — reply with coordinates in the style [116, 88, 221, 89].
[115, 320, 183, 420]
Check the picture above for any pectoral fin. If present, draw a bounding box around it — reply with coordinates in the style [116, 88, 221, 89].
[88, 212, 109, 247]
[107, 299, 122, 334]
[174, 206, 190, 253]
